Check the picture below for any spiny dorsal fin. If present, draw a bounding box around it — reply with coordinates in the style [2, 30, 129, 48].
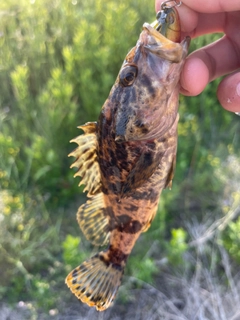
[69, 122, 101, 197]
[65, 252, 124, 311]
[77, 193, 110, 246]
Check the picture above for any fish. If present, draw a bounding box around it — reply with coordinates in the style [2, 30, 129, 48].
[65, 6, 190, 312]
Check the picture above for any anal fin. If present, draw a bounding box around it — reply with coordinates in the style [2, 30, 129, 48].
[69, 122, 101, 197]
[77, 193, 110, 246]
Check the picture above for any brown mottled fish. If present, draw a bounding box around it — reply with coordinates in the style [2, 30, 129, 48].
[66, 5, 190, 311]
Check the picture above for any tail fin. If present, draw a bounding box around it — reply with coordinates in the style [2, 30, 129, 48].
[65, 252, 124, 311]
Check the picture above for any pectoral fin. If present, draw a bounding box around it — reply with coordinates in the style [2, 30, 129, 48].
[164, 154, 176, 189]
[77, 193, 110, 246]
[142, 207, 158, 232]
[121, 150, 159, 196]
[69, 122, 101, 197]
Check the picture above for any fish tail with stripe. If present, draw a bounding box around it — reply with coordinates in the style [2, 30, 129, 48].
[65, 251, 124, 311]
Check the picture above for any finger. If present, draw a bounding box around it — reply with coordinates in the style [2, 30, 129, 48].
[155, 0, 240, 13]
[155, 4, 226, 38]
[191, 35, 240, 81]
[217, 72, 240, 112]
[180, 11, 240, 39]
[179, 0, 240, 13]
[180, 35, 240, 95]
[179, 12, 225, 38]
[180, 57, 209, 95]
[155, 1, 199, 33]
[156, 1, 240, 36]
[175, 3, 198, 34]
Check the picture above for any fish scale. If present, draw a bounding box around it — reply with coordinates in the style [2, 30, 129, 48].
[66, 5, 190, 311]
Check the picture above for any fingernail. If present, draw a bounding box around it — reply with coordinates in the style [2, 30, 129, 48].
[236, 83, 240, 97]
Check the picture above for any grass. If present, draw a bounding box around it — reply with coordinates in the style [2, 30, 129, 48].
[2, 231, 240, 320]
[1, 179, 240, 319]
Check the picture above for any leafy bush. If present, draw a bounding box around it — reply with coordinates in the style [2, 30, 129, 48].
[167, 228, 188, 266]
[62, 234, 87, 270]
[222, 215, 240, 263]
[0, 190, 64, 306]
[0, 0, 153, 204]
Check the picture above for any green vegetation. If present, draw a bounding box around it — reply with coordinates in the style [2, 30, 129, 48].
[0, 0, 239, 318]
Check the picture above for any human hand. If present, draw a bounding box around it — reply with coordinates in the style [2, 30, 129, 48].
[155, 0, 240, 112]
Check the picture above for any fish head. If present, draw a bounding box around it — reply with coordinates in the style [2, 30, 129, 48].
[113, 23, 190, 142]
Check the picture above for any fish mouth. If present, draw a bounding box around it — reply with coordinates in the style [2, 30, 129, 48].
[142, 22, 178, 49]
[141, 23, 189, 63]
[142, 23, 168, 43]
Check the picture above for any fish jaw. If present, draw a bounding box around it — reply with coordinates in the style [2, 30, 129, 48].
[141, 23, 188, 63]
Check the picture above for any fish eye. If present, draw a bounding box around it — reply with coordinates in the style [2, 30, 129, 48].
[119, 65, 138, 87]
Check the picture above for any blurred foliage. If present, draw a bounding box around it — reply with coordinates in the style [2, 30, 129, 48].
[222, 214, 240, 264]
[0, 189, 64, 310]
[167, 228, 188, 266]
[0, 0, 240, 315]
[62, 234, 87, 268]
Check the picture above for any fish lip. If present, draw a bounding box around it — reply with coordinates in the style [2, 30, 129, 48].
[143, 22, 190, 48]
[141, 22, 179, 54]
[141, 22, 180, 48]
[141, 22, 190, 62]
[142, 23, 166, 42]
[142, 22, 180, 45]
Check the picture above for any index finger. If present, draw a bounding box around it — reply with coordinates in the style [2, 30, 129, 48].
[177, 0, 240, 13]
[155, 0, 240, 36]
[155, 0, 240, 14]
